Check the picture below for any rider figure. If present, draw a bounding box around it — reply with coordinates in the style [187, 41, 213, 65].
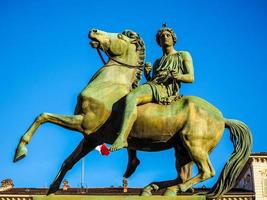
[110, 24, 194, 151]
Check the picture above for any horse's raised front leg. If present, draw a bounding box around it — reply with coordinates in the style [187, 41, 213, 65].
[14, 113, 84, 162]
[48, 136, 100, 195]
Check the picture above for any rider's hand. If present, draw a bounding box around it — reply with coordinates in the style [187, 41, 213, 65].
[144, 62, 152, 73]
[170, 70, 181, 80]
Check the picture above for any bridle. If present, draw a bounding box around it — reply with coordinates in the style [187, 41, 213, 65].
[96, 41, 144, 71]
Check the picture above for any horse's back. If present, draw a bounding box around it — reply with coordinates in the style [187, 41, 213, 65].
[182, 96, 223, 117]
[130, 96, 223, 143]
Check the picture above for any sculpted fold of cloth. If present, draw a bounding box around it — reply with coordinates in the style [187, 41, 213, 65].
[110, 26, 194, 151]
[146, 52, 184, 105]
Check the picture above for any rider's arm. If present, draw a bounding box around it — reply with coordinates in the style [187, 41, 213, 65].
[172, 51, 194, 83]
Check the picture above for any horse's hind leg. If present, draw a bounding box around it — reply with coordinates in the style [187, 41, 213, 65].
[177, 146, 215, 192]
[48, 136, 100, 195]
[164, 146, 193, 196]
[175, 145, 193, 184]
[14, 113, 84, 162]
[142, 147, 191, 196]
[123, 148, 140, 178]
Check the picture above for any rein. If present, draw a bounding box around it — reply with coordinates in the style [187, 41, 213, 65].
[96, 46, 143, 70]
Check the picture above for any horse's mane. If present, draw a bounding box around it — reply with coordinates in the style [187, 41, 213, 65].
[122, 30, 145, 89]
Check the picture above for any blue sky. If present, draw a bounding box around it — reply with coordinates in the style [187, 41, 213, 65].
[0, 0, 267, 189]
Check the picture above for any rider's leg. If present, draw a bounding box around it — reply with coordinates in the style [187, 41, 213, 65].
[110, 84, 153, 151]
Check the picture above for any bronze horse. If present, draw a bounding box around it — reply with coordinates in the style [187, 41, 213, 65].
[14, 29, 252, 199]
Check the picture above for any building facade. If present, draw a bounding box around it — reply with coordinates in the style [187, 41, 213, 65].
[235, 152, 267, 200]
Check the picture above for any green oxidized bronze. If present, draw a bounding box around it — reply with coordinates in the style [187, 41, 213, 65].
[14, 27, 252, 200]
[110, 25, 194, 151]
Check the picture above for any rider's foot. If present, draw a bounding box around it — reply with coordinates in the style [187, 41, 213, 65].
[110, 136, 128, 151]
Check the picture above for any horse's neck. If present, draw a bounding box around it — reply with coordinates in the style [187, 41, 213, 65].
[88, 61, 136, 88]
[81, 48, 141, 102]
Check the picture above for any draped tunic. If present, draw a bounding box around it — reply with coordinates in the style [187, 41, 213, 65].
[146, 52, 184, 105]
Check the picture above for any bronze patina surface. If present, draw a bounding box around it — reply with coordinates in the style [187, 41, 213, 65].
[110, 25, 194, 151]
[14, 28, 252, 200]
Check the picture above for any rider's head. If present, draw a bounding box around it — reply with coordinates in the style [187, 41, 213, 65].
[156, 23, 177, 47]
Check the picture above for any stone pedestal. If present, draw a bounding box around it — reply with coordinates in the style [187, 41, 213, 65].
[33, 195, 206, 200]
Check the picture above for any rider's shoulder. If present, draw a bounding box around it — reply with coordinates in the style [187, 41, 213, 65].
[177, 51, 192, 60]
[178, 51, 192, 58]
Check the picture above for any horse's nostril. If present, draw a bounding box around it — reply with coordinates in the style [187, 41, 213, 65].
[88, 29, 97, 38]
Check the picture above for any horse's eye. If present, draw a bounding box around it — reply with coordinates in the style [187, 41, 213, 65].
[118, 34, 123, 39]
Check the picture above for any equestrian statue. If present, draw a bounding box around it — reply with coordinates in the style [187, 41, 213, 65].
[14, 26, 252, 200]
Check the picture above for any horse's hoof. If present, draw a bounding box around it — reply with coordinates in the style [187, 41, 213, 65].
[187, 187, 194, 193]
[47, 184, 59, 195]
[177, 184, 187, 193]
[141, 190, 152, 196]
[141, 185, 153, 196]
[163, 187, 177, 196]
[141, 184, 159, 196]
[123, 158, 140, 178]
[14, 146, 28, 162]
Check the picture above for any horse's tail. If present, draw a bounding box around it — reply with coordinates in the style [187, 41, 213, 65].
[207, 119, 252, 199]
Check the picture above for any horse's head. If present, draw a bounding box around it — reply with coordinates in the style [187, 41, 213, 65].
[88, 28, 145, 88]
